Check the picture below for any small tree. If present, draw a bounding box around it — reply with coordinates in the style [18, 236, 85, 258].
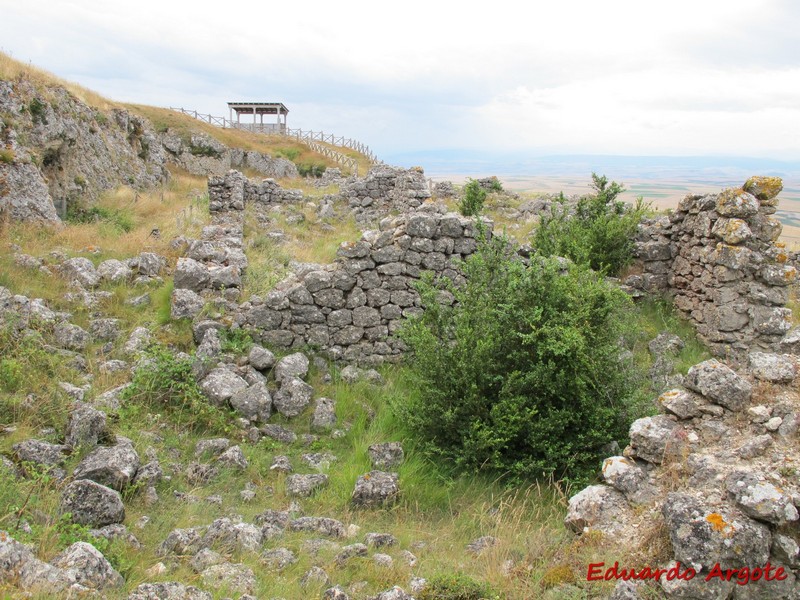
[532, 173, 649, 275]
[459, 179, 486, 217]
[398, 232, 643, 484]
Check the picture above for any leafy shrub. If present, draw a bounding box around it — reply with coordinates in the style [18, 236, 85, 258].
[297, 162, 326, 178]
[485, 176, 503, 192]
[0, 358, 23, 392]
[459, 179, 486, 217]
[418, 572, 500, 600]
[276, 147, 300, 161]
[532, 173, 649, 276]
[0, 148, 15, 164]
[121, 345, 230, 433]
[399, 232, 642, 484]
[188, 144, 221, 158]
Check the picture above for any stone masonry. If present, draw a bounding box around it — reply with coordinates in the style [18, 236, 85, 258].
[631, 177, 795, 358]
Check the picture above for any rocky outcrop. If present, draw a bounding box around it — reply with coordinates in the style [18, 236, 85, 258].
[0, 79, 168, 222]
[341, 164, 431, 224]
[160, 131, 298, 179]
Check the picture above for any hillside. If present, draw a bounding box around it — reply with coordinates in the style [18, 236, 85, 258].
[1, 57, 800, 600]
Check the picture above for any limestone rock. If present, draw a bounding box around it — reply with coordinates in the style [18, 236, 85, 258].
[200, 562, 255, 594]
[628, 415, 685, 464]
[229, 381, 271, 422]
[54, 322, 90, 351]
[661, 493, 771, 571]
[290, 516, 346, 538]
[65, 404, 107, 449]
[170, 288, 205, 320]
[311, 397, 337, 430]
[216, 445, 248, 470]
[60, 479, 125, 527]
[273, 376, 313, 417]
[72, 437, 140, 490]
[286, 473, 329, 497]
[59, 257, 100, 288]
[684, 359, 752, 411]
[748, 352, 796, 383]
[127, 581, 212, 600]
[351, 471, 399, 507]
[12, 438, 68, 467]
[202, 518, 262, 553]
[368, 442, 405, 469]
[248, 345, 276, 370]
[564, 485, 630, 535]
[199, 368, 248, 406]
[274, 352, 310, 382]
[50, 541, 123, 589]
[725, 471, 799, 525]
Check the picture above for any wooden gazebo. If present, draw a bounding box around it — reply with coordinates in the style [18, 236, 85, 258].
[227, 102, 288, 133]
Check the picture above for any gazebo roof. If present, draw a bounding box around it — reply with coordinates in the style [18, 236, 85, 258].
[227, 102, 289, 115]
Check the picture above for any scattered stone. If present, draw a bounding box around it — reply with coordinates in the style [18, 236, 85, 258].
[72, 437, 140, 490]
[368, 442, 404, 469]
[216, 445, 248, 470]
[190, 548, 223, 573]
[270, 455, 293, 473]
[311, 397, 337, 430]
[351, 471, 399, 507]
[51, 541, 124, 589]
[199, 368, 248, 406]
[274, 352, 310, 382]
[466, 535, 497, 555]
[54, 322, 90, 351]
[300, 566, 330, 588]
[12, 438, 68, 467]
[127, 581, 212, 600]
[200, 562, 255, 594]
[248, 345, 276, 370]
[230, 381, 271, 422]
[158, 527, 206, 556]
[373, 553, 393, 567]
[60, 479, 125, 527]
[202, 518, 262, 553]
[261, 547, 297, 571]
[736, 434, 773, 459]
[684, 359, 753, 411]
[195, 438, 230, 458]
[273, 376, 313, 417]
[336, 543, 368, 564]
[286, 473, 329, 497]
[260, 424, 297, 444]
[725, 471, 799, 525]
[185, 462, 219, 485]
[290, 516, 346, 538]
[170, 288, 206, 320]
[628, 415, 685, 464]
[565, 485, 630, 535]
[748, 352, 796, 383]
[365, 532, 398, 548]
[301, 452, 337, 471]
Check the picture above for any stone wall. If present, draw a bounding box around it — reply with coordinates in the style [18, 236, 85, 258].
[171, 172, 248, 318]
[341, 164, 431, 224]
[234, 207, 490, 365]
[631, 177, 796, 358]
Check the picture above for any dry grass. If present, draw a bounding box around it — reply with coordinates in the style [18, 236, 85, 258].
[0, 51, 118, 111]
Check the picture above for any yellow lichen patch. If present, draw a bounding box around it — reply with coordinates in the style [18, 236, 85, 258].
[777, 252, 788, 264]
[706, 513, 734, 534]
[744, 176, 783, 204]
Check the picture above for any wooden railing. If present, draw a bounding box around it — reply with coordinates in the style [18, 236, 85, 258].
[169, 107, 381, 176]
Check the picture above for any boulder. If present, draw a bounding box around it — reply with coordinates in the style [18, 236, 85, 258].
[59, 257, 100, 288]
[199, 368, 248, 406]
[351, 471, 399, 507]
[60, 479, 125, 527]
[725, 471, 799, 525]
[229, 381, 271, 422]
[50, 541, 123, 589]
[368, 442, 405, 469]
[200, 562, 255, 594]
[216, 445, 248, 470]
[289, 516, 346, 538]
[54, 322, 90, 351]
[684, 359, 752, 411]
[72, 437, 140, 490]
[311, 397, 337, 430]
[127, 582, 212, 600]
[65, 404, 107, 449]
[202, 518, 262, 553]
[286, 473, 329, 497]
[748, 352, 796, 383]
[12, 439, 68, 467]
[248, 345, 276, 370]
[628, 415, 686, 464]
[274, 352, 310, 382]
[97, 259, 132, 283]
[170, 288, 205, 320]
[564, 484, 630, 535]
[273, 376, 313, 417]
[661, 493, 771, 571]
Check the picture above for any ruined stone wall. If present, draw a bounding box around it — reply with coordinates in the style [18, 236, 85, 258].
[234, 208, 489, 365]
[632, 177, 796, 358]
[341, 164, 431, 224]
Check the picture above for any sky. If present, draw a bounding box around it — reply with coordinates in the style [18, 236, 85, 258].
[2, 0, 800, 167]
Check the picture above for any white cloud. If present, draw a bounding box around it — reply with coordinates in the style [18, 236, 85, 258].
[0, 0, 797, 158]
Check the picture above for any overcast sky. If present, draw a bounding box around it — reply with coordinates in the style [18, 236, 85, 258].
[2, 0, 799, 163]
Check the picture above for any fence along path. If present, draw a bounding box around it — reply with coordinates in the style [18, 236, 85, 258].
[169, 107, 380, 176]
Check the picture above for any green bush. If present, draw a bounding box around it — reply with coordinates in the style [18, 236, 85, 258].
[0, 358, 23, 392]
[297, 162, 326, 178]
[532, 173, 649, 276]
[28, 98, 48, 124]
[220, 328, 253, 354]
[459, 179, 486, 217]
[398, 232, 642, 484]
[276, 148, 300, 161]
[418, 573, 500, 600]
[121, 345, 230, 433]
